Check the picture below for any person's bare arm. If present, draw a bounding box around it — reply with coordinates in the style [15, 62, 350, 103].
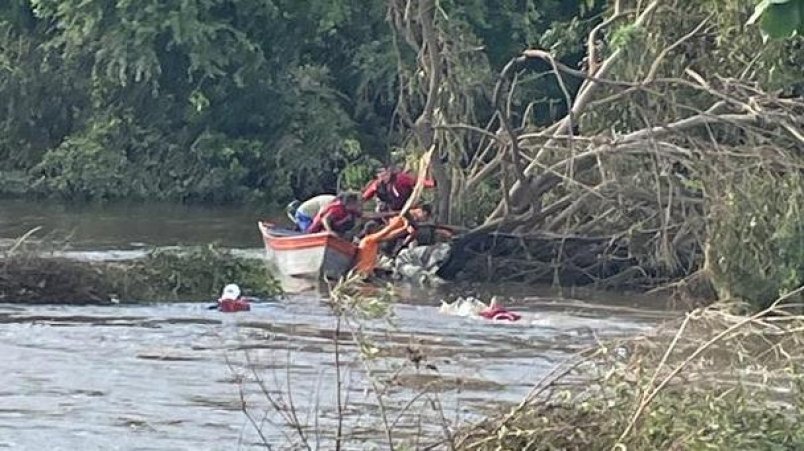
[401, 223, 417, 247]
[401, 234, 416, 248]
[322, 215, 334, 233]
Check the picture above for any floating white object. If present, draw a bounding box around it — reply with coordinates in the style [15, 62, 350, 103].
[438, 296, 488, 317]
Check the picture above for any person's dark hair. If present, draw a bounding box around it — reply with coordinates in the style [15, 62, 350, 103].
[404, 203, 432, 223]
[377, 165, 399, 178]
[286, 199, 301, 214]
[286, 200, 301, 222]
[360, 220, 383, 238]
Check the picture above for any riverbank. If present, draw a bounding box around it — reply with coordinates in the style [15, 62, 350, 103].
[454, 288, 804, 450]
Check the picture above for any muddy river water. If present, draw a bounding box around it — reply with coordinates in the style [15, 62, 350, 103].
[0, 200, 678, 449]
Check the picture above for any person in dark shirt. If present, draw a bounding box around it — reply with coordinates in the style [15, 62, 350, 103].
[354, 205, 432, 275]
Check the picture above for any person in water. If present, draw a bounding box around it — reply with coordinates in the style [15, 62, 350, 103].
[362, 166, 435, 214]
[306, 191, 362, 235]
[354, 205, 431, 275]
[291, 194, 336, 232]
[215, 284, 251, 312]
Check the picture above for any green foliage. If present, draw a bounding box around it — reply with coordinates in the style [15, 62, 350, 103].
[179, 132, 274, 203]
[121, 244, 282, 301]
[337, 139, 382, 191]
[582, 0, 804, 135]
[0, 0, 400, 204]
[632, 385, 804, 449]
[32, 117, 136, 200]
[0, 239, 281, 303]
[455, 177, 501, 227]
[0, 0, 599, 205]
[0, 10, 91, 170]
[609, 24, 646, 51]
[709, 170, 804, 309]
[0, 170, 34, 196]
[749, 0, 804, 39]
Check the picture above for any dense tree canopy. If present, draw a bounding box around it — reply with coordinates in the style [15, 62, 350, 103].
[1, 0, 802, 304]
[0, 0, 598, 204]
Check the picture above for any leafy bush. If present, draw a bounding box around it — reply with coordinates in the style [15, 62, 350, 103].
[749, 0, 804, 39]
[119, 245, 282, 301]
[0, 239, 281, 303]
[29, 115, 294, 205]
[709, 170, 803, 309]
[32, 117, 133, 201]
[338, 139, 383, 191]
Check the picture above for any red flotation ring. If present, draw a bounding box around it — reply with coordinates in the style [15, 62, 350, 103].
[478, 306, 521, 322]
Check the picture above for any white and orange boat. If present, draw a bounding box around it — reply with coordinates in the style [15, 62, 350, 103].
[258, 221, 358, 293]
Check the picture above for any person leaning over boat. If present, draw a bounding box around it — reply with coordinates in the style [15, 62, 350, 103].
[291, 194, 336, 232]
[353, 205, 431, 276]
[362, 166, 435, 214]
[306, 192, 362, 235]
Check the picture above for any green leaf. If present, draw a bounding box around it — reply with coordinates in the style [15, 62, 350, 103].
[760, 0, 802, 38]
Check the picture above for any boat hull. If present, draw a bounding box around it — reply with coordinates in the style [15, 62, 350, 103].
[258, 222, 357, 293]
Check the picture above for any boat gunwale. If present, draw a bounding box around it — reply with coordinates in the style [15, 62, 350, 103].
[258, 221, 357, 257]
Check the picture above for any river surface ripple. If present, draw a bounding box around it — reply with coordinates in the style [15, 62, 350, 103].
[0, 292, 675, 450]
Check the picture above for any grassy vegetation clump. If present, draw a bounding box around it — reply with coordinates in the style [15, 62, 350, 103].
[456, 289, 804, 450]
[0, 255, 114, 304]
[114, 244, 282, 302]
[0, 236, 280, 303]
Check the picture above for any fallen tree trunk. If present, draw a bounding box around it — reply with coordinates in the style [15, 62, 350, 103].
[436, 230, 676, 288]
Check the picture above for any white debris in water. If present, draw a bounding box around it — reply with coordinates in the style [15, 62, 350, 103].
[438, 296, 489, 317]
[394, 243, 451, 286]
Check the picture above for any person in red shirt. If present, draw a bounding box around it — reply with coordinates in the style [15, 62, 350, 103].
[306, 192, 362, 235]
[211, 284, 251, 313]
[362, 166, 435, 213]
